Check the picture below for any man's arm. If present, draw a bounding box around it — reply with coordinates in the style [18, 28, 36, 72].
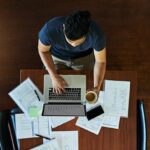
[93, 48, 106, 92]
[38, 40, 67, 94]
[38, 40, 57, 77]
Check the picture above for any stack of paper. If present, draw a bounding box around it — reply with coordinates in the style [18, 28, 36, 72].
[15, 114, 51, 139]
[76, 80, 130, 134]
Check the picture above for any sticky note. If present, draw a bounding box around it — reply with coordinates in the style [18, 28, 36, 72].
[28, 106, 40, 117]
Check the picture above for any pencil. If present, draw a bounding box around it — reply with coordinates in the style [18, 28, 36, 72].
[35, 133, 55, 140]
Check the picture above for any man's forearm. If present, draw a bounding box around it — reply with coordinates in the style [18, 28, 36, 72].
[38, 50, 57, 78]
[94, 61, 106, 91]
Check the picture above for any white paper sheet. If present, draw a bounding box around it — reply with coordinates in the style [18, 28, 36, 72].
[15, 114, 51, 139]
[103, 80, 130, 117]
[15, 114, 34, 139]
[50, 116, 75, 128]
[76, 115, 104, 135]
[30, 139, 60, 150]
[9, 78, 44, 120]
[102, 115, 120, 129]
[33, 116, 51, 135]
[43, 131, 78, 150]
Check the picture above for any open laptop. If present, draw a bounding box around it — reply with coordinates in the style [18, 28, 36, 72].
[42, 74, 86, 116]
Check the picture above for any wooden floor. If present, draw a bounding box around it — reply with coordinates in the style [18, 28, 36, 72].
[0, 0, 150, 149]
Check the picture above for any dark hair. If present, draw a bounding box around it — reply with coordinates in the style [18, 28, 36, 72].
[64, 10, 91, 40]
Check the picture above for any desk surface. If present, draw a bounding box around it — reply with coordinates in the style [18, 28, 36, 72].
[20, 69, 137, 150]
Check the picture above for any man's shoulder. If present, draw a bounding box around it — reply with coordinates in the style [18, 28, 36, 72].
[46, 16, 65, 28]
[89, 20, 104, 36]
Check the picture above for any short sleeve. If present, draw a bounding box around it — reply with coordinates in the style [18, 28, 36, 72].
[38, 23, 51, 45]
[93, 34, 106, 51]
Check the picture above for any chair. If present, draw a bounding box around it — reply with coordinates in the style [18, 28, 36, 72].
[137, 100, 147, 150]
[0, 107, 22, 150]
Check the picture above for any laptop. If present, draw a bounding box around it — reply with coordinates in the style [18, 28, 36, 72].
[42, 74, 86, 116]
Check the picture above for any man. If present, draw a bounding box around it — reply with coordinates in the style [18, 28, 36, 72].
[38, 10, 106, 95]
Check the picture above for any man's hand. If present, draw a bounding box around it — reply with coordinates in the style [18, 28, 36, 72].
[51, 74, 68, 94]
[87, 87, 100, 97]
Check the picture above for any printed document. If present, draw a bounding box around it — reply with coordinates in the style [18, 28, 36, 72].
[102, 115, 120, 129]
[9, 78, 43, 120]
[30, 139, 60, 150]
[43, 131, 78, 150]
[103, 80, 130, 117]
[76, 115, 104, 135]
[49, 116, 75, 128]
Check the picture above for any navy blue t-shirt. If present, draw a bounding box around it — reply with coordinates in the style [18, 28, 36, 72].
[39, 16, 106, 60]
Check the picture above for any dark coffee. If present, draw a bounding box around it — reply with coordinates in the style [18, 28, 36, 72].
[86, 92, 96, 102]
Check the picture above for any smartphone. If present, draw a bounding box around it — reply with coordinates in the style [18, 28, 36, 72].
[86, 105, 104, 120]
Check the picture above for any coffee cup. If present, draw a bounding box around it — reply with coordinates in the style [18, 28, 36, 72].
[86, 91, 98, 104]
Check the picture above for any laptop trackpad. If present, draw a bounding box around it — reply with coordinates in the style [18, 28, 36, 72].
[42, 103, 86, 116]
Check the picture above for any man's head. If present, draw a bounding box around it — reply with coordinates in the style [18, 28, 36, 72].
[64, 10, 91, 47]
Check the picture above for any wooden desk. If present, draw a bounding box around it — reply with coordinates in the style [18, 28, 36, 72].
[20, 69, 137, 150]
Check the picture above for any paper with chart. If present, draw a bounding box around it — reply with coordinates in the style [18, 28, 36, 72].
[103, 80, 130, 117]
[30, 139, 61, 150]
[49, 116, 75, 128]
[43, 131, 78, 150]
[15, 114, 51, 139]
[8, 78, 44, 120]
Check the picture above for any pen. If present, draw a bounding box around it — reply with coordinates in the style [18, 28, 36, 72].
[35, 133, 56, 141]
[34, 90, 40, 101]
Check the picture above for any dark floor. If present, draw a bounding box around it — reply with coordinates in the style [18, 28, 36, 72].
[0, 0, 150, 149]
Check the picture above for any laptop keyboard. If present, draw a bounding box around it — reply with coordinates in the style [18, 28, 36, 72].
[49, 88, 81, 101]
